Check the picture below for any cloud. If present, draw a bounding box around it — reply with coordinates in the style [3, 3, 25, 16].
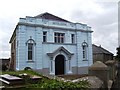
[0, 0, 118, 58]
[70, 1, 118, 54]
[92, 2, 118, 54]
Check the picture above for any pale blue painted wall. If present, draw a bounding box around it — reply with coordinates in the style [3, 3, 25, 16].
[15, 16, 93, 74]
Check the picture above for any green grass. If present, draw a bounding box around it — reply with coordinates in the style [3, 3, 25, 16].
[0, 70, 90, 89]
[0, 70, 41, 76]
[27, 78, 90, 89]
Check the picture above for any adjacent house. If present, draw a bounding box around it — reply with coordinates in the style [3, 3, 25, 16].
[0, 58, 10, 71]
[9, 12, 93, 75]
[92, 44, 113, 63]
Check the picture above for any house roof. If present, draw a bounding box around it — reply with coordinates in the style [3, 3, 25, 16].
[92, 44, 113, 55]
[0, 58, 10, 64]
[34, 12, 70, 22]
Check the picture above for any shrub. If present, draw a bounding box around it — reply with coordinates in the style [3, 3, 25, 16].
[28, 78, 90, 89]
[2, 70, 90, 89]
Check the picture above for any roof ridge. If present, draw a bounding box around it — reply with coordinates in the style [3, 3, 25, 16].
[34, 12, 71, 22]
[92, 44, 113, 54]
[99, 46, 112, 54]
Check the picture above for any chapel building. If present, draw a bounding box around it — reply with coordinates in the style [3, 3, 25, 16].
[9, 12, 93, 75]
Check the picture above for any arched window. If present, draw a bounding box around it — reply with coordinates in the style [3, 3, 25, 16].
[26, 37, 36, 61]
[82, 41, 88, 60]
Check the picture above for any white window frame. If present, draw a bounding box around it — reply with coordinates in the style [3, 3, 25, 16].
[54, 33, 65, 43]
[28, 43, 33, 61]
[26, 37, 36, 61]
[82, 41, 88, 61]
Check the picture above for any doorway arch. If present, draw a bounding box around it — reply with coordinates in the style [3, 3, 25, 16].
[55, 55, 65, 75]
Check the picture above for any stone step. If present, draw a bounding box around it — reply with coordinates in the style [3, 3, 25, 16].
[0, 74, 23, 85]
[0, 78, 10, 85]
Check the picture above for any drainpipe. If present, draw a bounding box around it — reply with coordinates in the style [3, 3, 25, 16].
[87, 32, 90, 74]
[87, 32, 89, 66]
[75, 24, 78, 74]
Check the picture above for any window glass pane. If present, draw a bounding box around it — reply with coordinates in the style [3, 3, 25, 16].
[28, 51, 32, 60]
[61, 34, 64, 43]
[43, 32, 47, 42]
[71, 34, 75, 43]
[28, 43, 33, 60]
[83, 51, 85, 58]
[82, 45, 87, 60]
[55, 36, 57, 43]
[43, 32, 47, 35]
[83, 46, 85, 59]
[58, 34, 60, 43]
[61, 37, 64, 43]
[83, 46, 85, 50]
[54, 33, 57, 43]
[54, 33, 64, 43]
[28, 44, 33, 50]
[43, 36, 46, 42]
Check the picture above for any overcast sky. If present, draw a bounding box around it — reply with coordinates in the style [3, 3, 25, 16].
[0, 0, 119, 58]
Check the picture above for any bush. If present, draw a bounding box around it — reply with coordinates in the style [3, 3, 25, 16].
[28, 78, 90, 89]
[19, 74, 31, 84]
[2, 70, 90, 89]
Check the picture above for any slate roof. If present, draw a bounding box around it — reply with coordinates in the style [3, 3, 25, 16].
[92, 44, 113, 55]
[34, 12, 70, 22]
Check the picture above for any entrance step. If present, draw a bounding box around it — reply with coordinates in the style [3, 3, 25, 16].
[0, 74, 23, 85]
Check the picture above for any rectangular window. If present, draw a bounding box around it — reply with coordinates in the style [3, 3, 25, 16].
[43, 32, 47, 42]
[83, 46, 85, 59]
[54, 33, 65, 43]
[28, 43, 33, 60]
[71, 34, 75, 43]
[83, 46, 87, 60]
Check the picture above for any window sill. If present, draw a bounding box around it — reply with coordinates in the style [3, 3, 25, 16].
[27, 60, 34, 63]
[82, 60, 88, 61]
[42, 42, 76, 45]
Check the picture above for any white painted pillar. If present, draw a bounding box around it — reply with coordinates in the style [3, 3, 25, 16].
[67, 60, 72, 74]
[65, 59, 67, 74]
[53, 60, 55, 75]
[50, 60, 55, 75]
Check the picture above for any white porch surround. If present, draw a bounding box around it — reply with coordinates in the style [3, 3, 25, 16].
[67, 59, 72, 74]
[47, 46, 73, 75]
[50, 60, 55, 75]
[49, 56, 72, 75]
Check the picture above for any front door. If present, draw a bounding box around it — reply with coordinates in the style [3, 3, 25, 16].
[55, 55, 65, 75]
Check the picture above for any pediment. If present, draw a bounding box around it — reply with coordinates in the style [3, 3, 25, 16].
[47, 46, 74, 59]
[35, 12, 70, 22]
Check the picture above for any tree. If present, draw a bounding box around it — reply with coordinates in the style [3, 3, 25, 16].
[116, 46, 120, 61]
